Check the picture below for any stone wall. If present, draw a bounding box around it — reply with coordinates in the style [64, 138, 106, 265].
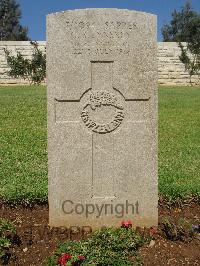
[0, 41, 197, 85]
[158, 42, 198, 85]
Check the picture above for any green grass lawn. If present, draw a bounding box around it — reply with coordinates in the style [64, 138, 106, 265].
[0, 86, 47, 203]
[0, 85, 199, 203]
[159, 86, 200, 200]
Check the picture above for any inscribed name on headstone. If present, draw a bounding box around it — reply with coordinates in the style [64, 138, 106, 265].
[47, 9, 158, 228]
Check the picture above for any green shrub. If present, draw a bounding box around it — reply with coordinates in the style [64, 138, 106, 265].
[161, 217, 195, 241]
[4, 41, 46, 85]
[44, 227, 144, 266]
[0, 219, 16, 259]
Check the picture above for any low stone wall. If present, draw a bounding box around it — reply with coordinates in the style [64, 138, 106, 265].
[0, 41, 197, 85]
[158, 42, 198, 85]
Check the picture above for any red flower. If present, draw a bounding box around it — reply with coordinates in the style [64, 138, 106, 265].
[58, 253, 85, 265]
[78, 255, 85, 261]
[150, 226, 158, 237]
[121, 220, 132, 229]
[58, 253, 72, 265]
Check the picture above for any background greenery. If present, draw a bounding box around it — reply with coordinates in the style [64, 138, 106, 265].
[0, 85, 199, 203]
[0, 0, 28, 41]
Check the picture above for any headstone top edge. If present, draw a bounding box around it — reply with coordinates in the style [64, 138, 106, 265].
[46, 8, 157, 19]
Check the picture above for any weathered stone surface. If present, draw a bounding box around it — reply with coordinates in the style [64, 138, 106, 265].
[47, 8, 158, 229]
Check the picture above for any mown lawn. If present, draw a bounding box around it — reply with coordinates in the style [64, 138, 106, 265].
[0, 85, 199, 202]
[0, 86, 47, 202]
[159, 86, 200, 200]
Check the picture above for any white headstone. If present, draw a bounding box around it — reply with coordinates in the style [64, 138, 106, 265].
[47, 9, 158, 229]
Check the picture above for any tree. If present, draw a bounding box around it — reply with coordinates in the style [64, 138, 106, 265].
[162, 2, 199, 42]
[179, 42, 200, 85]
[0, 0, 28, 41]
[162, 2, 200, 84]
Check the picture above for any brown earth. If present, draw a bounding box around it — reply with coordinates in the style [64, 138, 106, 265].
[140, 200, 200, 265]
[0, 200, 199, 266]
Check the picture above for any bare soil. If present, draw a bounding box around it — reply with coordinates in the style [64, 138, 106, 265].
[140, 200, 200, 265]
[0, 201, 199, 266]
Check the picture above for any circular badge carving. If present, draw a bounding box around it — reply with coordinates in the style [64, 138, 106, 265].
[81, 90, 125, 134]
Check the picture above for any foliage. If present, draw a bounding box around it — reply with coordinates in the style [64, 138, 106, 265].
[44, 227, 144, 266]
[0, 0, 28, 41]
[0, 218, 16, 259]
[4, 41, 46, 85]
[178, 3, 200, 84]
[161, 217, 195, 241]
[161, 2, 200, 84]
[178, 40, 200, 85]
[161, 2, 199, 42]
